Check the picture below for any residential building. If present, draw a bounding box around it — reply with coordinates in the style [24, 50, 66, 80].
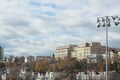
[0, 46, 4, 62]
[54, 44, 77, 59]
[87, 54, 103, 64]
[101, 48, 119, 63]
[75, 42, 106, 60]
[26, 56, 35, 62]
[54, 42, 120, 61]
[109, 48, 118, 63]
[118, 52, 120, 63]
[71, 47, 77, 58]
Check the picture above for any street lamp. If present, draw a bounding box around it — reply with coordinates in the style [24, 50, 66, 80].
[96, 15, 120, 80]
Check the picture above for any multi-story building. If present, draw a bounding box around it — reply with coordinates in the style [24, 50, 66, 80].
[0, 46, 4, 59]
[75, 42, 106, 60]
[54, 42, 107, 60]
[108, 48, 118, 63]
[54, 44, 77, 59]
[117, 48, 120, 56]
[0, 46, 4, 62]
[71, 47, 77, 58]
[87, 54, 103, 64]
[54, 42, 120, 61]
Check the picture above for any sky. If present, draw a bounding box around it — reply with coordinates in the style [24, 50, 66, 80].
[0, 0, 120, 56]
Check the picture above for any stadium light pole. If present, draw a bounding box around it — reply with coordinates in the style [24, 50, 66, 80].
[96, 15, 120, 80]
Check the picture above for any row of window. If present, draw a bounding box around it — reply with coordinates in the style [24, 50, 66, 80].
[55, 49, 68, 53]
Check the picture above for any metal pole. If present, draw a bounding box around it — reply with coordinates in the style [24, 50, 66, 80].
[106, 21, 108, 80]
[97, 15, 120, 80]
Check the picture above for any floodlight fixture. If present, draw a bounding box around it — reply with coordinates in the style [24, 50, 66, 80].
[97, 18, 100, 22]
[112, 16, 116, 20]
[96, 15, 120, 80]
[107, 22, 111, 27]
[103, 22, 105, 27]
[97, 23, 100, 27]
[114, 22, 119, 26]
[102, 17, 105, 22]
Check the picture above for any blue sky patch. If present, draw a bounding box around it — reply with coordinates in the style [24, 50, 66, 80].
[30, 1, 41, 6]
[45, 11, 55, 16]
[44, 3, 65, 9]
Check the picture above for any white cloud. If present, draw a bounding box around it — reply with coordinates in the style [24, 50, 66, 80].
[0, 0, 120, 56]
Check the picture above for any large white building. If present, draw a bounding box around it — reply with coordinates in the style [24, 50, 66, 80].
[55, 42, 106, 60]
[74, 42, 106, 60]
[54, 42, 120, 62]
[54, 44, 77, 59]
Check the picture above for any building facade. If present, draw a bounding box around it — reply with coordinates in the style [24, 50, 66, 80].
[0, 46, 4, 59]
[75, 42, 106, 60]
[55, 42, 106, 60]
[54, 42, 120, 61]
[87, 54, 103, 64]
[0, 46, 4, 62]
[54, 44, 77, 59]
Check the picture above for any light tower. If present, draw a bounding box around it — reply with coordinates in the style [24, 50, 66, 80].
[96, 15, 120, 80]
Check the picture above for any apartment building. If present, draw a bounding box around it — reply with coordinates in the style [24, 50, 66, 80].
[114, 48, 120, 63]
[0, 46, 4, 59]
[75, 42, 106, 60]
[54, 44, 77, 59]
[54, 42, 112, 60]
[71, 47, 77, 58]
[87, 54, 103, 64]
[0, 46, 4, 63]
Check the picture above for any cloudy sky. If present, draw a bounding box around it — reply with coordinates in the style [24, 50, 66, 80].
[0, 0, 120, 56]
